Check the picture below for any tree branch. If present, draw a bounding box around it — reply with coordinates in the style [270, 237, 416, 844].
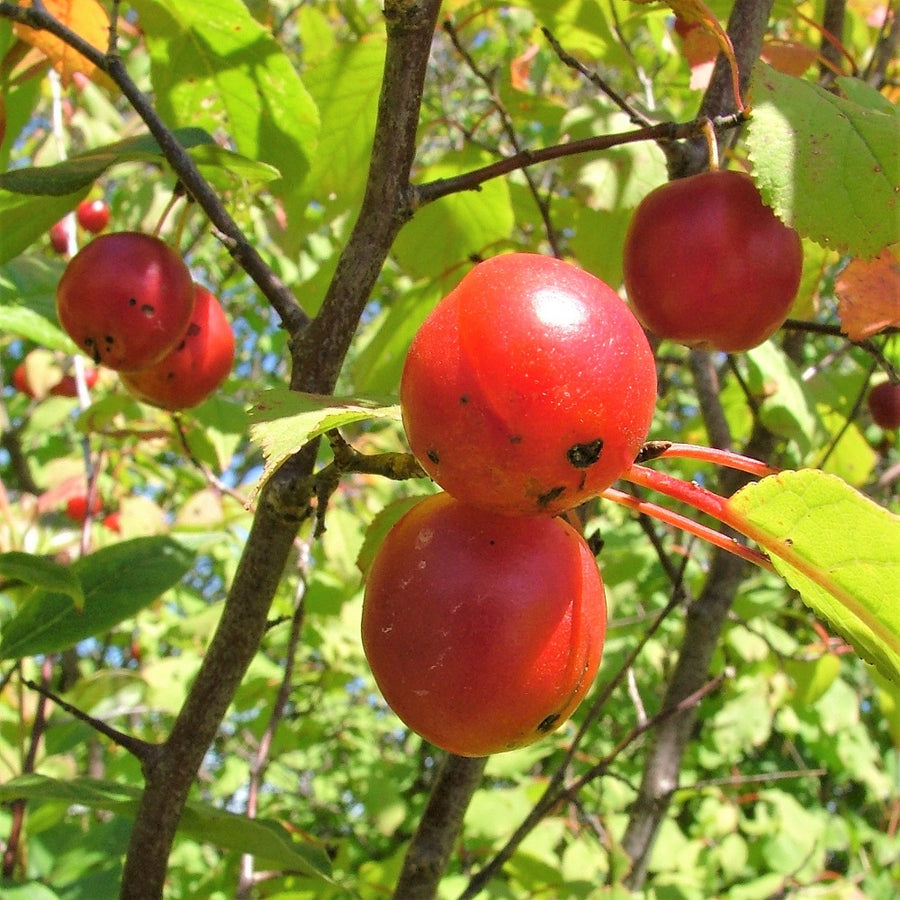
[668, 0, 776, 179]
[393, 754, 488, 899]
[414, 112, 747, 206]
[117, 2, 443, 896]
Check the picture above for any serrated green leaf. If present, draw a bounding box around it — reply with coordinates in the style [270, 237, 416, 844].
[747, 63, 900, 257]
[0, 537, 195, 660]
[248, 390, 402, 492]
[0, 552, 84, 610]
[300, 37, 385, 213]
[0, 774, 335, 884]
[728, 469, 900, 682]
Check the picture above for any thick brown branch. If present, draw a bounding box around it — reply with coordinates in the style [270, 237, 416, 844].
[118, 2, 442, 896]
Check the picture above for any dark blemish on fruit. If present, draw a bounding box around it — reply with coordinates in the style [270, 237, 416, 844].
[187, 323, 201, 338]
[128, 297, 137, 307]
[104, 335, 115, 348]
[537, 485, 565, 509]
[509, 435, 523, 444]
[567, 438, 603, 469]
[537, 713, 560, 733]
[459, 395, 469, 404]
[84, 337, 101, 364]
[427, 449, 440, 464]
[141, 304, 155, 317]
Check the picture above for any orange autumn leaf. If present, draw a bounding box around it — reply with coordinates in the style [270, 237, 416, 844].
[836, 248, 900, 341]
[13, 0, 112, 88]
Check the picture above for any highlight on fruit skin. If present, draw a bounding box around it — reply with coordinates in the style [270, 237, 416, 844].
[361, 492, 607, 757]
[400, 252, 658, 517]
[622, 169, 803, 353]
[120, 284, 235, 411]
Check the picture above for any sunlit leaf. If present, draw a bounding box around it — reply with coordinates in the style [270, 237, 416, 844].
[728, 469, 900, 682]
[13, 0, 113, 88]
[747, 63, 900, 257]
[130, 0, 318, 224]
[247, 389, 402, 492]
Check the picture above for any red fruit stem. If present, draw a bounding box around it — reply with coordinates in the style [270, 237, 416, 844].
[618, 463, 774, 572]
[602, 486, 775, 572]
[650, 442, 780, 478]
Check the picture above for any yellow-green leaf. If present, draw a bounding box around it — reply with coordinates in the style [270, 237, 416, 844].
[728, 470, 900, 682]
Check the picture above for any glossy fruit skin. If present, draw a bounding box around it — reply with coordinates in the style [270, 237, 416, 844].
[867, 381, 900, 430]
[76, 199, 110, 234]
[65, 494, 102, 523]
[362, 493, 606, 756]
[56, 232, 195, 372]
[622, 170, 803, 353]
[120, 284, 234, 410]
[400, 253, 657, 516]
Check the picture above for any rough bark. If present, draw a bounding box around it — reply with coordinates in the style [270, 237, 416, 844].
[118, 2, 442, 895]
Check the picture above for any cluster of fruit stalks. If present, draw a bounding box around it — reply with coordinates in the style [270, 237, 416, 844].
[360, 214, 803, 756]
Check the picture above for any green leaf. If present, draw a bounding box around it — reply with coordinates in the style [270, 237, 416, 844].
[395, 149, 515, 278]
[0, 552, 84, 610]
[747, 63, 900, 258]
[131, 0, 318, 213]
[0, 127, 217, 195]
[728, 470, 900, 682]
[0, 256, 74, 349]
[0, 189, 87, 267]
[0, 774, 335, 884]
[247, 389, 402, 491]
[0, 537, 195, 660]
[300, 37, 386, 214]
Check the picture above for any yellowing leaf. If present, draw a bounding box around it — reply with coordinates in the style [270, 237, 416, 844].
[728, 469, 900, 682]
[13, 0, 113, 88]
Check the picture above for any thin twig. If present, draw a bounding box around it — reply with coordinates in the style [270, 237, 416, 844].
[22, 678, 159, 765]
[414, 112, 748, 206]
